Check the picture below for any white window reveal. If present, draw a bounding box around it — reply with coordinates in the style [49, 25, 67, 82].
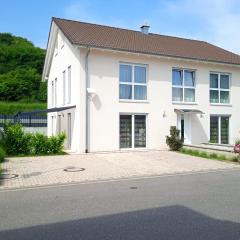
[210, 115, 230, 144]
[119, 63, 147, 101]
[67, 66, 71, 104]
[210, 73, 230, 104]
[172, 69, 196, 103]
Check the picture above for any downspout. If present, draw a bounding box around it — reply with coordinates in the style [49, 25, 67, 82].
[85, 47, 91, 153]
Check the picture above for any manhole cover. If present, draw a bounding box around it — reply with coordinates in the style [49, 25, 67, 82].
[130, 186, 138, 190]
[63, 167, 85, 172]
[0, 174, 18, 180]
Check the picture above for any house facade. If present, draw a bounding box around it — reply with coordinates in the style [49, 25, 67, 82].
[43, 18, 240, 153]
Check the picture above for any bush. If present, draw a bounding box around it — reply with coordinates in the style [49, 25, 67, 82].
[48, 133, 66, 154]
[31, 132, 66, 155]
[0, 123, 66, 156]
[0, 147, 5, 163]
[31, 133, 49, 155]
[166, 126, 183, 151]
[0, 123, 32, 155]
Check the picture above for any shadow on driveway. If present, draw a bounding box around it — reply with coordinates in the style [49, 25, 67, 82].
[1, 205, 239, 240]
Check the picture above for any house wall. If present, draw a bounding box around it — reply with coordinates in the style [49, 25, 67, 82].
[47, 26, 81, 152]
[81, 49, 240, 152]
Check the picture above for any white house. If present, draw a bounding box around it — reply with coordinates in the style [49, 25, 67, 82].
[42, 17, 240, 153]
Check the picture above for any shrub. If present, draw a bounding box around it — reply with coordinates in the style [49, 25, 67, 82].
[0, 123, 32, 155]
[31, 133, 49, 155]
[0, 147, 5, 163]
[48, 133, 66, 154]
[31, 132, 66, 155]
[166, 126, 183, 151]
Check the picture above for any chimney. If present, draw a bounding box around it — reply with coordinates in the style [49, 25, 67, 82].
[140, 22, 150, 34]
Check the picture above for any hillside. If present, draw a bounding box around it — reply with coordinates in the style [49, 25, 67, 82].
[0, 33, 46, 102]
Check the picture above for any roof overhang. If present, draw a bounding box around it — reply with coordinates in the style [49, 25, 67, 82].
[73, 43, 240, 68]
[18, 105, 76, 116]
[174, 108, 204, 114]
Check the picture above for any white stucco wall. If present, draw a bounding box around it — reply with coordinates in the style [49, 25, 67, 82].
[47, 25, 81, 152]
[81, 49, 240, 152]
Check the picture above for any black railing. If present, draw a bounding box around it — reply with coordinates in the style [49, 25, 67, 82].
[0, 114, 47, 127]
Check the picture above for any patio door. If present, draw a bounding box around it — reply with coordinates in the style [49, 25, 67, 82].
[120, 114, 146, 149]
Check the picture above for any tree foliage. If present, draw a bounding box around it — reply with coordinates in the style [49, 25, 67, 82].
[0, 33, 46, 102]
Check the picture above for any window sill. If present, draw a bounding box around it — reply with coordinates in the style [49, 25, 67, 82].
[119, 100, 149, 104]
[210, 103, 232, 107]
[172, 102, 198, 105]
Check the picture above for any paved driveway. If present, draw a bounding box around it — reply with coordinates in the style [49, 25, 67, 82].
[1, 150, 239, 189]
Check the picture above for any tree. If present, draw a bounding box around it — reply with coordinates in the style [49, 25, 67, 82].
[0, 33, 46, 102]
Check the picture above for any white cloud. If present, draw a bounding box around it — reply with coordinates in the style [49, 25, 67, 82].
[159, 0, 240, 54]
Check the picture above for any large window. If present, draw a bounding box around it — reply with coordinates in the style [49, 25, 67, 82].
[210, 116, 230, 144]
[120, 115, 146, 148]
[210, 73, 230, 104]
[119, 63, 147, 100]
[172, 69, 196, 103]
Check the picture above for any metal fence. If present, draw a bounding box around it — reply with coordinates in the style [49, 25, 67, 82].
[0, 114, 47, 128]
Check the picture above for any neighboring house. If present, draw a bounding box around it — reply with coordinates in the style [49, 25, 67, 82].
[42, 17, 240, 153]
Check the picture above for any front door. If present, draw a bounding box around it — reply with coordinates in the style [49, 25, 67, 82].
[177, 114, 191, 144]
[181, 118, 184, 141]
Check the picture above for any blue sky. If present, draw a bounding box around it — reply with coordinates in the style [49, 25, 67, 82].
[1, 0, 240, 53]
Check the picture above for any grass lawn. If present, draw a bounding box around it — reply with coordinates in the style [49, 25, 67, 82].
[180, 147, 239, 163]
[0, 101, 47, 115]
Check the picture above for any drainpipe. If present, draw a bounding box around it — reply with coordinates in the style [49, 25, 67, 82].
[85, 47, 91, 153]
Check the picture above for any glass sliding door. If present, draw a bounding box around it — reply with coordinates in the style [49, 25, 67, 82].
[120, 115, 132, 148]
[210, 115, 230, 144]
[210, 116, 219, 143]
[134, 115, 146, 148]
[221, 116, 229, 144]
[120, 114, 146, 149]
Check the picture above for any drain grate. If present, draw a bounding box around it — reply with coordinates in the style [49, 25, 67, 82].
[63, 167, 85, 172]
[0, 174, 18, 180]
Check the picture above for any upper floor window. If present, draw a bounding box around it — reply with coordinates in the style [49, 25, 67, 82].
[62, 70, 66, 105]
[51, 80, 54, 107]
[172, 69, 196, 103]
[67, 66, 71, 104]
[54, 78, 57, 106]
[119, 63, 147, 101]
[210, 73, 230, 104]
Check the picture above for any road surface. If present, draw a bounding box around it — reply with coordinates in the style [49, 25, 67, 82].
[0, 169, 240, 239]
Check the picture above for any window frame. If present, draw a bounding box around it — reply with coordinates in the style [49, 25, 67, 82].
[119, 62, 148, 102]
[172, 68, 196, 104]
[209, 72, 231, 105]
[210, 115, 230, 145]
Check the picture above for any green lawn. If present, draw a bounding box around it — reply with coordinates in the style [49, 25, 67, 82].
[0, 101, 47, 115]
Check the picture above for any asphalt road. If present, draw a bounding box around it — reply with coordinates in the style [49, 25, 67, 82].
[0, 169, 240, 240]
